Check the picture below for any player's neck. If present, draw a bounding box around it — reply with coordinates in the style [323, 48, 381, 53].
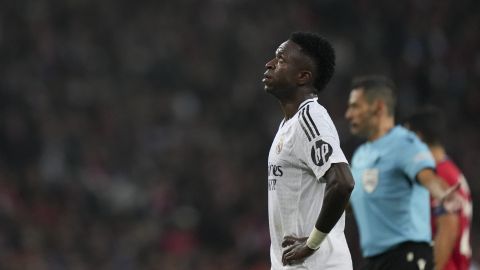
[279, 92, 316, 120]
[368, 116, 394, 141]
[428, 145, 447, 163]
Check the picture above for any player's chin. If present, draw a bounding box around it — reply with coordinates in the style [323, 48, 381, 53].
[264, 84, 274, 93]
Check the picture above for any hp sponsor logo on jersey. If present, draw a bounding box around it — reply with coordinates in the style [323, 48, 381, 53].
[311, 140, 332, 166]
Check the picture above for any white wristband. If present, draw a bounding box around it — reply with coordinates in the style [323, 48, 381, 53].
[306, 227, 327, 250]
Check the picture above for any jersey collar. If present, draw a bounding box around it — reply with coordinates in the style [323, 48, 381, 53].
[298, 98, 316, 111]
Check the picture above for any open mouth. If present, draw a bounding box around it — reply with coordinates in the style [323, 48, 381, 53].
[262, 74, 272, 83]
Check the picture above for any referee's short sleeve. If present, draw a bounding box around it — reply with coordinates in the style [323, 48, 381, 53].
[399, 136, 436, 182]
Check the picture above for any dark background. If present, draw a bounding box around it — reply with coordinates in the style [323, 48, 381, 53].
[0, 0, 478, 269]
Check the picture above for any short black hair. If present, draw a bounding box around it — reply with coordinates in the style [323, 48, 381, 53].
[351, 75, 397, 116]
[289, 32, 335, 92]
[404, 106, 446, 145]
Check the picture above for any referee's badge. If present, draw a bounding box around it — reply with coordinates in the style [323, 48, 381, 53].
[276, 136, 284, 154]
[362, 169, 379, 193]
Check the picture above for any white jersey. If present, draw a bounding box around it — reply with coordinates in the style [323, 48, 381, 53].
[268, 98, 352, 270]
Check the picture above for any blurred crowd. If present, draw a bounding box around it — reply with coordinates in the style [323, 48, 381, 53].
[0, 0, 478, 269]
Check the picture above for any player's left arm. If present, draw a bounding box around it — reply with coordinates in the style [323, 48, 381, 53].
[283, 162, 355, 241]
[313, 162, 355, 233]
[282, 162, 354, 265]
[429, 166, 462, 270]
[434, 212, 460, 270]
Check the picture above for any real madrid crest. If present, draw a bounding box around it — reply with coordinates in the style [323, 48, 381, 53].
[276, 136, 284, 154]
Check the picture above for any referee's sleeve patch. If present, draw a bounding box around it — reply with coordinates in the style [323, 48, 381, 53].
[310, 140, 332, 166]
[413, 152, 431, 163]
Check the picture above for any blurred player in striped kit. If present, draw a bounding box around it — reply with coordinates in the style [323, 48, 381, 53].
[405, 107, 472, 270]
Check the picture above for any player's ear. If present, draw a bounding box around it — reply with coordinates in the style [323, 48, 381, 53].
[297, 70, 313, 86]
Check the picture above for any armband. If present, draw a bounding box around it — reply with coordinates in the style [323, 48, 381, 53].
[432, 204, 447, 216]
[306, 227, 328, 250]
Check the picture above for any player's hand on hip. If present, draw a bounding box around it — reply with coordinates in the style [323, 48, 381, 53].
[281, 235, 314, 266]
[282, 235, 308, 248]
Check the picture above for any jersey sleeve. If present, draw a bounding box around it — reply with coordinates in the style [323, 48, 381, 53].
[294, 104, 348, 180]
[398, 134, 436, 183]
[436, 161, 460, 186]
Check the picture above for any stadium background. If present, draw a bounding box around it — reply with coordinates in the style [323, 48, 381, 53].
[0, 0, 478, 269]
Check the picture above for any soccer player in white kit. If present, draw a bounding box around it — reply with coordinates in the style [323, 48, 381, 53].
[262, 32, 355, 269]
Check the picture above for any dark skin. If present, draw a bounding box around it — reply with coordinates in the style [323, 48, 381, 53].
[263, 40, 355, 266]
